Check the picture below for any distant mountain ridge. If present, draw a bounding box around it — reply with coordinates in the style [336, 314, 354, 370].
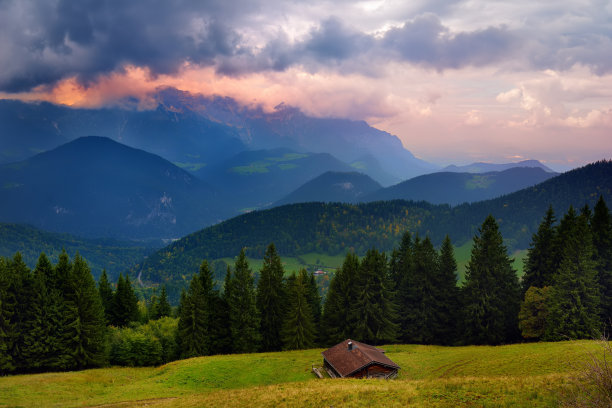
[441, 160, 555, 173]
[0, 136, 225, 240]
[196, 148, 356, 212]
[0, 88, 436, 181]
[275, 171, 382, 206]
[131, 160, 612, 288]
[365, 167, 558, 205]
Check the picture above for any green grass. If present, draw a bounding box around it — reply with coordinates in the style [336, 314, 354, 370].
[0, 341, 598, 407]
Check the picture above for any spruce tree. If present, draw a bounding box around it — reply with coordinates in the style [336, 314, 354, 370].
[522, 205, 557, 292]
[434, 235, 461, 345]
[321, 252, 359, 345]
[209, 267, 233, 354]
[353, 248, 398, 345]
[545, 210, 601, 340]
[50, 250, 75, 370]
[398, 235, 425, 344]
[8, 253, 31, 371]
[20, 253, 53, 371]
[306, 271, 322, 346]
[156, 286, 172, 319]
[111, 274, 139, 326]
[67, 253, 107, 368]
[462, 215, 521, 345]
[177, 261, 211, 357]
[227, 249, 260, 353]
[0, 257, 15, 374]
[282, 269, 316, 350]
[591, 196, 612, 323]
[256, 243, 286, 352]
[98, 270, 114, 324]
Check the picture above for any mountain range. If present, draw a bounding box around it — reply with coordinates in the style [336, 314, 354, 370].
[364, 167, 557, 206]
[0, 88, 435, 183]
[0, 134, 563, 240]
[0, 136, 223, 239]
[441, 160, 556, 173]
[132, 161, 612, 290]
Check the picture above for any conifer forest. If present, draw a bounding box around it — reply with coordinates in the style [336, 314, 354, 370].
[1, 197, 610, 374]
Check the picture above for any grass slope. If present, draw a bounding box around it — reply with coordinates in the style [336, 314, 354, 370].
[0, 341, 598, 407]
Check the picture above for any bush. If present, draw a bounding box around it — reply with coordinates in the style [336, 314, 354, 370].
[108, 317, 178, 367]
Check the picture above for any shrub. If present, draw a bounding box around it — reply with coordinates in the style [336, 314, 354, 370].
[108, 317, 178, 367]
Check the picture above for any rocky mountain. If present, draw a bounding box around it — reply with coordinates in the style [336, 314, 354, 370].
[0, 88, 436, 181]
[274, 171, 382, 206]
[0, 136, 224, 240]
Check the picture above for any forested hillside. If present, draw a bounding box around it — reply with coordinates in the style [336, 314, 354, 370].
[0, 223, 152, 280]
[133, 160, 612, 286]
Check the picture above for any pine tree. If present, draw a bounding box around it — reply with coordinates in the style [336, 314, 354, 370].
[0, 257, 15, 374]
[522, 206, 558, 292]
[156, 286, 172, 319]
[591, 196, 612, 323]
[545, 210, 601, 340]
[256, 243, 286, 352]
[398, 235, 426, 344]
[8, 252, 31, 371]
[177, 261, 211, 357]
[209, 267, 232, 354]
[227, 249, 260, 353]
[434, 235, 461, 344]
[392, 232, 416, 343]
[49, 250, 75, 370]
[20, 253, 52, 371]
[353, 248, 398, 345]
[98, 270, 114, 324]
[282, 269, 316, 350]
[321, 252, 359, 345]
[67, 253, 106, 369]
[462, 215, 521, 345]
[306, 271, 322, 346]
[111, 274, 139, 326]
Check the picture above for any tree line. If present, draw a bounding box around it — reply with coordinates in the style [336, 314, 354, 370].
[1, 196, 610, 374]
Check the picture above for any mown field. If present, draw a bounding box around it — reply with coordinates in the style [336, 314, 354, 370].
[0, 341, 599, 407]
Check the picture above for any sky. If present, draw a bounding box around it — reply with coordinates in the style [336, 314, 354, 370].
[1, 0, 611, 170]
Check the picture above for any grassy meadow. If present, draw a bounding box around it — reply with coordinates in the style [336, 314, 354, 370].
[0, 340, 599, 407]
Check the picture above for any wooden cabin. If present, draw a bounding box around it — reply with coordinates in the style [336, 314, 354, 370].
[321, 339, 400, 379]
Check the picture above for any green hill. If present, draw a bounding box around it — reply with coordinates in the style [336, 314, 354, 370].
[133, 160, 612, 289]
[0, 341, 600, 407]
[365, 167, 557, 205]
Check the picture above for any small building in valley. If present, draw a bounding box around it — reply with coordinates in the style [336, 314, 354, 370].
[321, 339, 400, 379]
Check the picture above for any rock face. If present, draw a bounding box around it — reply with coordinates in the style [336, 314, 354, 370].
[0, 88, 436, 181]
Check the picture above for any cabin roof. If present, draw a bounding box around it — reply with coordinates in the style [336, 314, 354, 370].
[321, 339, 400, 377]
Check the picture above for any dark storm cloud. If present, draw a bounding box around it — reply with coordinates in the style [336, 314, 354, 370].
[382, 14, 518, 69]
[1, 0, 611, 92]
[0, 0, 249, 91]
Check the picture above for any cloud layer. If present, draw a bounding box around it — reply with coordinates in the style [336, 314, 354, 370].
[1, 0, 611, 92]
